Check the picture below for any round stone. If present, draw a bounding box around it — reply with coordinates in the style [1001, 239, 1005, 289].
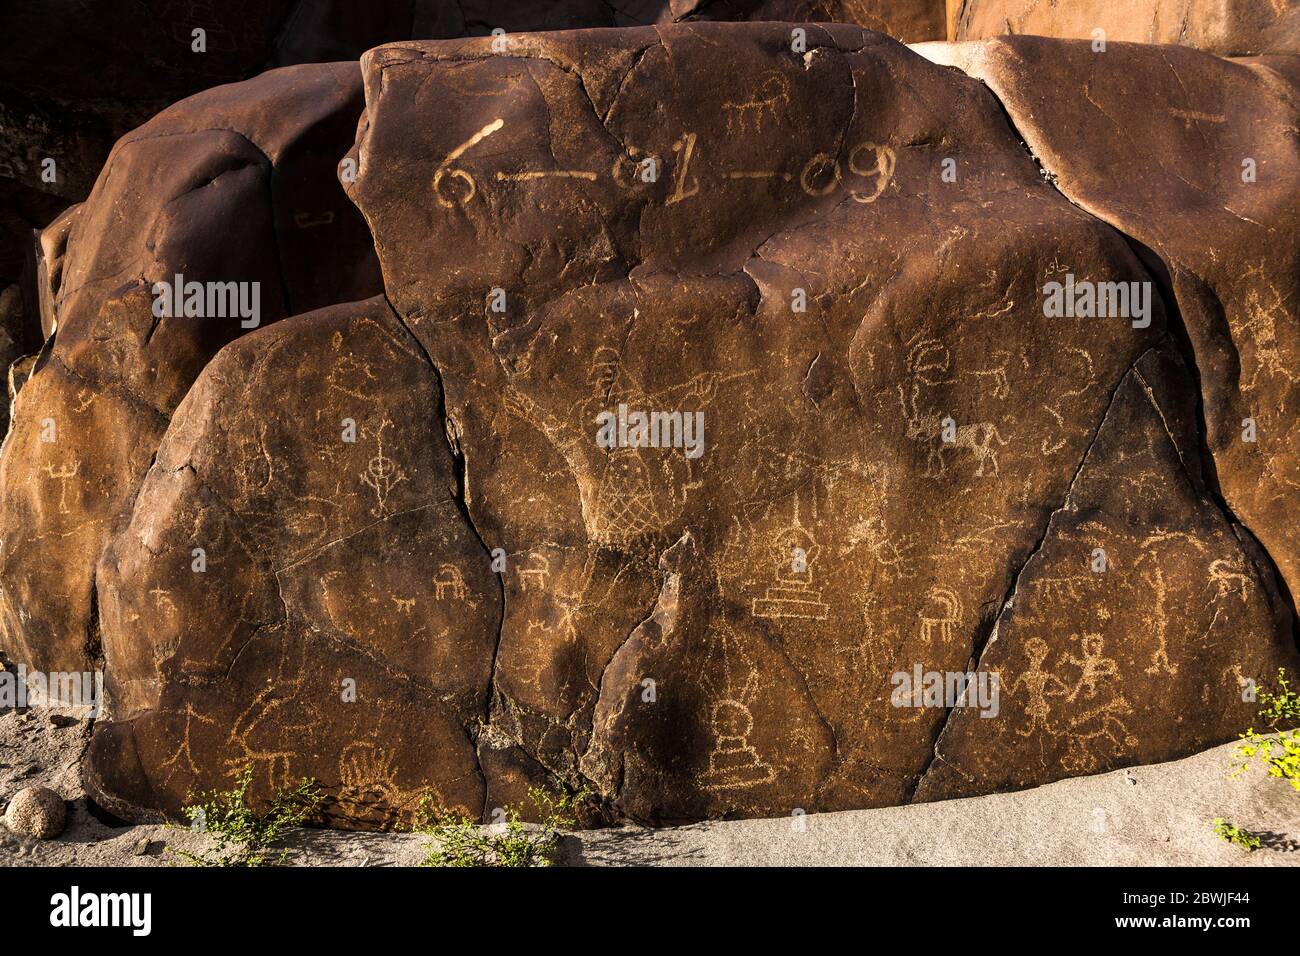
[3, 786, 66, 839]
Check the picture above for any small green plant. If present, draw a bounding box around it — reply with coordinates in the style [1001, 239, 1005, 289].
[1213, 818, 1262, 852]
[171, 766, 324, 867]
[416, 786, 585, 867]
[1233, 667, 1300, 792]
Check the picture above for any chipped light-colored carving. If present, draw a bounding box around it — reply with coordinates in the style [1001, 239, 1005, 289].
[1040, 347, 1096, 455]
[148, 586, 177, 615]
[899, 337, 1008, 478]
[519, 551, 550, 592]
[224, 684, 311, 793]
[844, 510, 919, 583]
[1208, 558, 1252, 605]
[1239, 269, 1297, 400]
[433, 563, 468, 602]
[1012, 636, 1071, 738]
[722, 70, 791, 133]
[918, 586, 962, 645]
[496, 170, 598, 182]
[360, 419, 406, 519]
[43, 460, 80, 515]
[1062, 632, 1120, 702]
[589, 448, 663, 545]
[751, 496, 830, 622]
[847, 142, 897, 204]
[1139, 559, 1178, 676]
[432, 118, 503, 209]
[700, 623, 776, 793]
[158, 703, 216, 789]
[1061, 696, 1139, 774]
[703, 698, 776, 791]
[975, 350, 1011, 399]
[336, 741, 433, 826]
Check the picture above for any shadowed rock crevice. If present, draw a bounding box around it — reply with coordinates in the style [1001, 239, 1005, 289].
[380, 288, 511, 811]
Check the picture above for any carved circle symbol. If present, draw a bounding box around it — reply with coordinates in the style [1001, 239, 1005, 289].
[799, 152, 841, 197]
[433, 167, 476, 208]
[713, 699, 755, 738]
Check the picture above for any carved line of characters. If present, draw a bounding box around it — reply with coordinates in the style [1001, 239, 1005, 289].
[431, 118, 896, 210]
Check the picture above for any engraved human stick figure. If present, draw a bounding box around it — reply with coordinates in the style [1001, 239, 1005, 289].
[1063, 697, 1139, 773]
[1140, 562, 1178, 676]
[1240, 278, 1298, 395]
[43, 460, 80, 514]
[1012, 636, 1070, 737]
[1063, 633, 1119, 702]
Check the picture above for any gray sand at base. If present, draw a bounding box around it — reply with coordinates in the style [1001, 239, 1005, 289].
[0, 706, 1296, 866]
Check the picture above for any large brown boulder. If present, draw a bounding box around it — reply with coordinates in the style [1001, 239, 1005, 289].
[34, 21, 1300, 829]
[916, 36, 1300, 643]
[0, 63, 383, 678]
[0, 1, 946, 308]
[86, 296, 501, 827]
[222, 21, 1288, 824]
[950, 0, 1299, 55]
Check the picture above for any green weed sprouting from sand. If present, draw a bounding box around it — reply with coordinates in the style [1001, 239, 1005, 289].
[171, 765, 323, 867]
[415, 786, 585, 867]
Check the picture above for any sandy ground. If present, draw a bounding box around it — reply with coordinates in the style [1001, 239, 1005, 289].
[0, 705, 1296, 866]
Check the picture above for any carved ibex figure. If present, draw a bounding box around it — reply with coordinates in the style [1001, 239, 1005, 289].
[898, 338, 1008, 478]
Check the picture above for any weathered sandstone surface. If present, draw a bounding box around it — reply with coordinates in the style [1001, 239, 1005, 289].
[0, 64, 383, 680]
[917, 35, 1300, 635]
[950, 0, 1299, 55]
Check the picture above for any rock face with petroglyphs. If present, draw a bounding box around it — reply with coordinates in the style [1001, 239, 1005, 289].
[50, 22, 1296, 829]
[949, 0, 1299, 55]
[0, 63, 383, 680]
[0, 0, 945, 310]
[86, 297, 501, 827]
[0, 15, 1296, 829]
[917, 34, 1300, 662]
